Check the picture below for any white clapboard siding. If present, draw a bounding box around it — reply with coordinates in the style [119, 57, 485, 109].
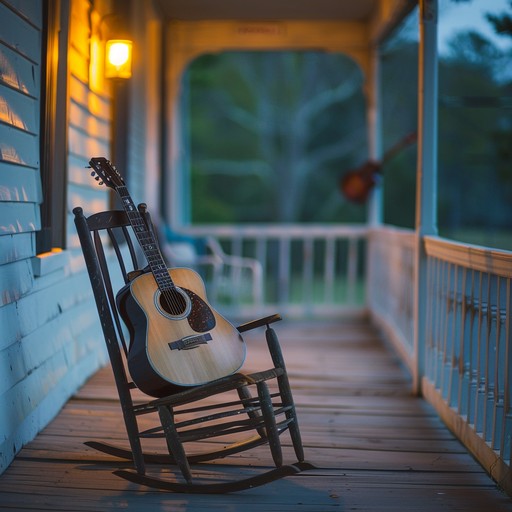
[0, 0, 113, 476]
[0, 163, 41, 202]
[0, 259, 34, 306]
[0, 344, 102, 473]
[0, 201, 41, 234]
[0, 45, 38, 98]
[0, 123, 39, 167]
[69, 74, 111, 119]
[0, 232, 34, 266]
[0, 3, 41, 63]
[0, 280, 104, 398]
[0, 83, 39, 132]
[0, 0, 42, 321]
[0, 250, 109, 473]
[0, 301, 19, 352]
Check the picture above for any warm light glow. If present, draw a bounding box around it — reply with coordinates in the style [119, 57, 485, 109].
[89, 35, 103, 90]
[105, 39, 133, 79]
[108, 42, 129, 66]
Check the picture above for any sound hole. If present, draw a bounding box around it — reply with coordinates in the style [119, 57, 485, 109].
[158, 288, 189, 317]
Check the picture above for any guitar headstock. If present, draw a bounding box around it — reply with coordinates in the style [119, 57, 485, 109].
[88, 157, 125, 190]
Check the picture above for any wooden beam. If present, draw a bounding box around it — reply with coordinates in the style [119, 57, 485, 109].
[413, 0, 439, 395]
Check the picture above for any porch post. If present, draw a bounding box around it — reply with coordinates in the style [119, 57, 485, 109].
[367, 46, 382, 226]
[413, 0, 438, 394]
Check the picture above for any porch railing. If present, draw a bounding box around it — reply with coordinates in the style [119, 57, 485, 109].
[366, 226, 416, 372]
[178, 222, 512, 492]
[176, 224, 368, 318]
[422, 236, 512, 492]
[367, 227, 512, 492]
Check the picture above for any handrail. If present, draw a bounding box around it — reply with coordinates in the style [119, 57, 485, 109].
[366, 225, 416, 371]
[175, 222, 512, 491]
[424, 235, 512, 278]
[422, 234, 512, 492]
[174, 223, 369, 318]
[366, 228, 512, 492]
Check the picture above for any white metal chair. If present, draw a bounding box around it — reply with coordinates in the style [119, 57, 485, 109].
[163, 232, 264, 308]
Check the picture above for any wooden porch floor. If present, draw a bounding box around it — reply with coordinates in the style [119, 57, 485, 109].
[1, 317, 512, 511]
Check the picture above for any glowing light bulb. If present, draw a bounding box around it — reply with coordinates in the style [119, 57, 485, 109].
[108, 42, 129, 66]
[105, 40, 133, 79]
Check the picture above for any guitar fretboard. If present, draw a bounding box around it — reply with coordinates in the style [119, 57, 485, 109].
[117, 186, 174, 292]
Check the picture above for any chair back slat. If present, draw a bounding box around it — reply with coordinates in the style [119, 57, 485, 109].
[92, 228, 131, 356]
[121, 225, 141, 273]
[73, 206, 151, 385]
[106, 227, 130, 284]
[73, 208, 132, 391]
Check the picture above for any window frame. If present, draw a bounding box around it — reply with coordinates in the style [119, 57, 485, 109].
[37, 0, 69, 253]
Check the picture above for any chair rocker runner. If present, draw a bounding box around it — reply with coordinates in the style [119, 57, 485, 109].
[73, 203, 312, 493]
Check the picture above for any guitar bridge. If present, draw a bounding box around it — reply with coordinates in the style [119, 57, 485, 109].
[169, 333, 212, 351]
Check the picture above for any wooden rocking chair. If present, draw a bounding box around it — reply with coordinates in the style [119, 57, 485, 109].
[73, 204, 311, 493]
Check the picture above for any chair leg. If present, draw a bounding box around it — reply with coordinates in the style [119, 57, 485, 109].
[276, 372, 305, 462]
[265, 325, 305, 462]
[257, 381, 283, 467]
[237, 384, 266, 438]
[158, 406, 192, 483]
[121, 407, 146, 474]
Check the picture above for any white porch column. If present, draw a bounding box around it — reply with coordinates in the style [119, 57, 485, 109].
[367, 45, 383, 227]
[413, 0, 439, 394]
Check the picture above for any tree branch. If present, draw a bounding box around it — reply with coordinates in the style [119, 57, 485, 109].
[196, 159, 273, 179]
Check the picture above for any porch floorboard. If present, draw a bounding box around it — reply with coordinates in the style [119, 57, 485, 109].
[1, 317, 512, 511]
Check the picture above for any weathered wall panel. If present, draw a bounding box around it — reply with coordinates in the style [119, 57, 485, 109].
[0, 0, 112, 475]
[0, 44, 39, 97]
[0, 86, 39, 134]
[1, 0, 158, 476]
[0, 232, 35, 265]
[0, 258, 34, 306]
[0, 3, 41, 62]
[0, 164, 40, 203]
[0, 124, 39, 167]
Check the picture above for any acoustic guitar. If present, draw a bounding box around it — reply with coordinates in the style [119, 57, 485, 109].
[88, 157, 246, 397]
[340, 132, 417, 204]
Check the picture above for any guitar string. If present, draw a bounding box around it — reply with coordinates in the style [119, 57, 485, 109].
[120, 189, 186, 316]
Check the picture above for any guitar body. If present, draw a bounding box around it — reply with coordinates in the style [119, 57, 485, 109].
[88, 157, 246, 398]
[118, 267, 246, 397]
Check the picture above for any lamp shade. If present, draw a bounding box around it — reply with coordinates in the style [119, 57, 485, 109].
[105, 39, 132, 79]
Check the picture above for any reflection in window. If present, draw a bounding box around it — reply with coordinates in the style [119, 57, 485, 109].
[438, 0, 512, 249]
[380, 7, 419, 229]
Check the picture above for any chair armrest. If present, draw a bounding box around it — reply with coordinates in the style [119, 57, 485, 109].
[236, 314, 282, 333]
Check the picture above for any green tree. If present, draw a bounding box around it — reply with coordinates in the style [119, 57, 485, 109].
[486, 0, 512, 37]
[186, 51, 368, 224]
[437, 27, 512, 245]
[380, 40, 419, 229]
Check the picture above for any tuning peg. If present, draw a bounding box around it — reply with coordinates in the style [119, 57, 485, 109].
[98, 181, 103, 185]
[91, 171, 96, 177]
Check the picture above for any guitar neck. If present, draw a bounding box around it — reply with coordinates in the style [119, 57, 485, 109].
[116, 186, 173, 290]
[382, 132, 417, 165]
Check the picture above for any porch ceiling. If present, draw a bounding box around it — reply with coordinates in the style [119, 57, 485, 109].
[154, 0, 379, 21]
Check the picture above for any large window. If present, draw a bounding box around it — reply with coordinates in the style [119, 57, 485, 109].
[437, 0, 512, 249]
[181, 51, 368, 225]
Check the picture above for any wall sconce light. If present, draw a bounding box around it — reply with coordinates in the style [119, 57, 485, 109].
[105, 39, 133, 79]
